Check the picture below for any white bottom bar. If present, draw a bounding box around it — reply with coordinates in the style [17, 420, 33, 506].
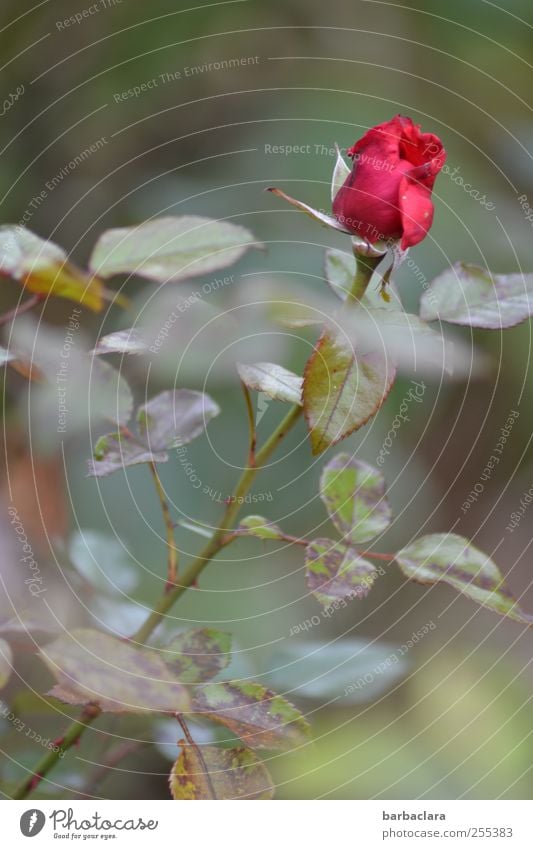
[2, 799, 531, 847]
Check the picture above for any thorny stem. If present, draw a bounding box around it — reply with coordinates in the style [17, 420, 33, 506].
[148, 461, 179, 589]
[11, 402, 303, 799]
[11, 704, 101, 800]
[240, 380, 257, 467]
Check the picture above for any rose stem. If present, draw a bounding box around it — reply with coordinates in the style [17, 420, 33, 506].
[347, 252, 384, 302]
[148, 461, 179, 589]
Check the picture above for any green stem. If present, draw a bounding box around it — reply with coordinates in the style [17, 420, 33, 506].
[148, 461, 179, 589]
[347, 252, 383, 303]
[240, 380, 257, 467]
[11, 403, 303, 799]
[11, 704, 101, 800]
[226, 530, 395, 562]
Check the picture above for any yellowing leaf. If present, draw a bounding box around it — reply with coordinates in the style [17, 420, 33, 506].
[303, 332, 395, 455]
[170, 744, 274, 799]
[192, 681, 310, 749]
[0, 225, 119, 312]
[23, 263, 105, 312]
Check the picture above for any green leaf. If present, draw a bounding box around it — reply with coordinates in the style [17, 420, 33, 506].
[89, 216, 261, 284]
[264, 639, 410, 704]
[238, 516, 285, 541]
[0, 225, 108, 312]
[164, 629, 232, 683]
[91, 358, 134, 427]
[324, 248, 401, 308]
[266, 187, 352, 233]
[324, 247, 356, 301]
[88, 389, 219, 477]
[305, 539, 378, 607]
[0, 638, 13, 689]
[41, 628, 190, 713]
[137, 389, 220, 452]
[170, 744, 274, 800]
[87, 431, 167, 478]
[268, 302, 324, 329]
[236, 362, 303, 406]
[340, 305, 474, 378]
[322, 251, 476, 376]
[92, 329, 148, 355]
[320, 453, 392, 543]
[331, 144, 350, 202]
[0, 225, 66, 277]
[68, 529, 139, 594]
[395, 534, 533, 626]
[420, 262, 533, 329]
[192, 681, 310, 750]
[302, 332, 395, 455]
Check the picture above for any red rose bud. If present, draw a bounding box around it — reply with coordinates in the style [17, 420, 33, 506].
[332, 115, 446, 250]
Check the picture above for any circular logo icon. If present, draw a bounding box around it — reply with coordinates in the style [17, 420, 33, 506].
[20, 810, 46, 837]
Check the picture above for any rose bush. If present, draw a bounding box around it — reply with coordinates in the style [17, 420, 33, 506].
[3, 115, 533, 801]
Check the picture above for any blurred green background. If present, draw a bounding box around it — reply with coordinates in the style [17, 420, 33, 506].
[1, 0, 533, 800]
